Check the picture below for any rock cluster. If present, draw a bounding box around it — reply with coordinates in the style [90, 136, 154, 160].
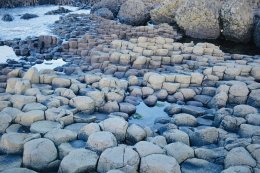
[0, 2, 259, 173]
[89, 0, 257, 44]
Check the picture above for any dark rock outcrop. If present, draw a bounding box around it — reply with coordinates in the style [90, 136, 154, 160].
[94, 8, 114, 20]
[175, 0, 221, 39]
[20, 13, 39, 20]
[254, 20, 260, 48]
[220, 0, 254, 43]
[91, 0, 120, 16]
[2, 14, 14, 22]
[45, 7, 72, 15]
[118, 0, 150, 26]
[150, 0, 186, 25]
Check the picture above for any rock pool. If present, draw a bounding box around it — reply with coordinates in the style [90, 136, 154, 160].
[129, 101, 171, 128]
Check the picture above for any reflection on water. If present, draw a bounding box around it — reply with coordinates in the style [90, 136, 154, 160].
[0, 45, 19, 63]
[129, 101, 171, 128]
[33, 58, 66, 70]
[0, 5, 90, 40]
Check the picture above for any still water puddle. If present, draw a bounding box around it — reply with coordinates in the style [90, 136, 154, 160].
[33, 58, 66, 70]
[0, 46, 19, 63]
[129, 101, 171, 128]
[0, 5, 90, 40]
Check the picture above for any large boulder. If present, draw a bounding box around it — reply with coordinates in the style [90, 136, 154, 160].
[58, 140, 86, 159]
[44, 129, 77, 146]
[45, 107, 74, 126]
[254, 20, 260, 48]
[99, 117, 128, 142]
[195, 147, 227, 164]
[146, 73, 165, 90]
[171, 113, 197, 127]
[15, 110, 45, 126]
[6, 79, 31, 95]
[58, 149, 98, 173]
[164, 142, 194, 163]
[233, 105, 257, 118]
[87, 131, 117, 152]
[55, 88, 76, 99]
[22, 103, 47, 112]
[175, 0, 220, 39]
[239, 124, 260, 138]
[0, 112, 13, 133]
[69, 96, 95, 114]
[10, 95, 36, 110]
[251, 66, 260, 81]
[224, 147, 256, 168]
[126, 124, 146, 144]
[208, 92, 228, 109]
[247, 89, 260, 107]
[228, 82, 249, 104]
[30, 120, 63, 134]
[118, 0, 150, 26]
[150, 0, 186, 24]
[140, 154, 181, 173]
[2, 14, 14, 22]
[0, 133, 40, 154]
[141, 0, 165, 10]
[97, 146, 140, 172]
[92, 0, 120, 16]
[134, 141, 165, 158]
[190, 127, 219, 146]
[220, 0, 254, 43]
[23, 67, 39, 84]
[78, 123, 101, 141]
[163, 129, 190, 145]
[23, 138, 58, 171]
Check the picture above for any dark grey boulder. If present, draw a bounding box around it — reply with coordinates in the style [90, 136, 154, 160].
[20, 13, 39, 20]
[118, 0, 150, 26]
[94, 8, 114, 20]
[2, 14, 14, 22]
[175, 0, 221, 39]
[45, 7, 72, 15]
[221, 0, 254, 43]
[91, 0, 120, 16]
